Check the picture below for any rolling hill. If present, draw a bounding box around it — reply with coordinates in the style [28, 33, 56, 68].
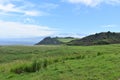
[36, 37, 63, 45]
[36, 37, 76, 45]
[67, 31, 120, 46]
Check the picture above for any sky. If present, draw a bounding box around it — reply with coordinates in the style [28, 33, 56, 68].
[0, 0, 120, 39]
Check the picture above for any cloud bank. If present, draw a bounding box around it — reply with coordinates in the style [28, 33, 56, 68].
[0, 20, 56, 38]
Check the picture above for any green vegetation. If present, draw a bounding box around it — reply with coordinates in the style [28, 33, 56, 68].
[36, 37, 63, 45]
[57, 37, 76, 43]
[36, 37, 77, 45]
[36, 32, 120, 46]
[68, 31, 120, 46]
[0, 44, 120, 80]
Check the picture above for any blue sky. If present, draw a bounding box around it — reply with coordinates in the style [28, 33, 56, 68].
[0, 0, 120, 39]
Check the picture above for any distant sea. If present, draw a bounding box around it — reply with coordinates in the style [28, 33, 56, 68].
[0, 37, 42, 45]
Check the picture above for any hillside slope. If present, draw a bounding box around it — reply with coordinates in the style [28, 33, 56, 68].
[36, 37, 63, 45]
[68, 31, 120, 46]
[36, 37, 77, 45]
[56, 37, 76, 43]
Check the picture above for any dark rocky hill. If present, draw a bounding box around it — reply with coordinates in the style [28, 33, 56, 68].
[36, 37, 63, 45]
[67, 31, 120, 46]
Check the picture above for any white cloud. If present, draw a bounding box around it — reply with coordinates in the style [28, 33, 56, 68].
[106, 0, 120, 5]
[39, 3, 59, 10]
[24, 11, 40, 16]
[54, 33, 86, 38]
[0, 0, 47, 16]
[101, 24, 118, 28]
[0, 20, 56, 38]
[23, 18, 35, 23]
[62, 0, 120, 7]
[0, 3, 20, 12]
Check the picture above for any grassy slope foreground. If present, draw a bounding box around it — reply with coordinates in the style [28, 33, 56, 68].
[0, 45, 120, 80]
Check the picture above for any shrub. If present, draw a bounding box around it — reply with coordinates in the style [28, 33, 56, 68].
[25, 60, 41, 72]
[97, 52, 103, 56]
[42, 59, 48, 68]
[11, 60, 41, 74]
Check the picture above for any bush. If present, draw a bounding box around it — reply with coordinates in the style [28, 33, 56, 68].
[25, 60, 41, 72]
[42, 59, 48, 68]
[97, 52, 103, 56]
[11, 60, 41, 74]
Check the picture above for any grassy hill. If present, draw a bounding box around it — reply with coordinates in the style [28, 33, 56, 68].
[36, 37, 63, 45]
[0, 44, 120, 80]
[68, 31, 120, 46]
[56, 37, 77, 43]
[36, 37, 77, 45]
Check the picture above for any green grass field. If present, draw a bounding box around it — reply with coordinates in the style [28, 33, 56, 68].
[57, 38, 76, 43]
[0, 44, 120, 80]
